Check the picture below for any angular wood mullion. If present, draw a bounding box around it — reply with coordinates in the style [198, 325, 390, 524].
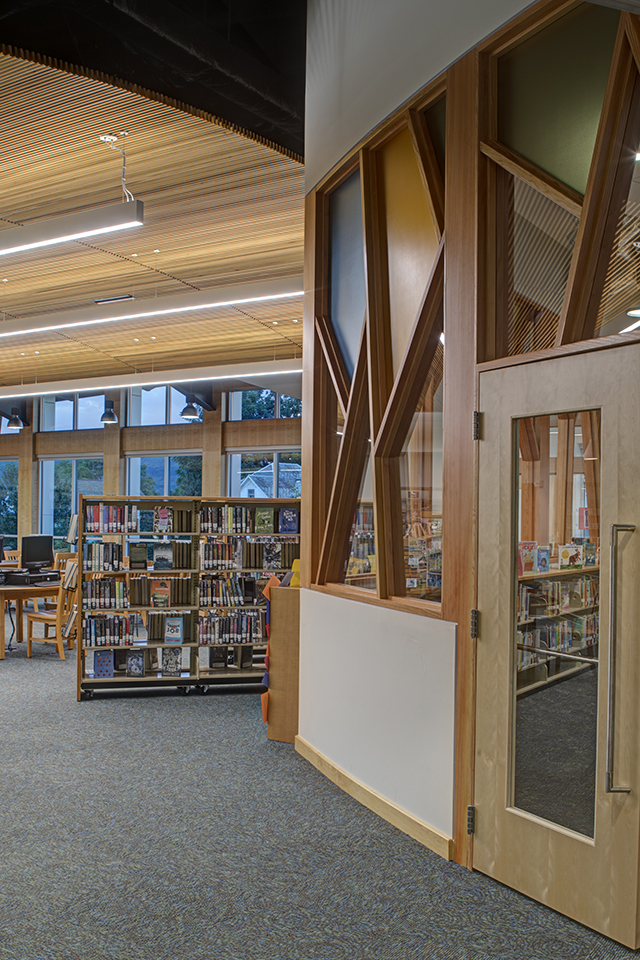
[556, 18, 640, 345]
[314, 314, 351, 417]
[406, 107, 445, 239]
[374, 238, 445, 459]
[360, 146, 394, 599]
[314, 330, 370, 586]
[480, 140, 583, 218]
[302, 190, 337, 588]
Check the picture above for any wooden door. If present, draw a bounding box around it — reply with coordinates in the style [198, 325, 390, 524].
[474, 343, 640, 947]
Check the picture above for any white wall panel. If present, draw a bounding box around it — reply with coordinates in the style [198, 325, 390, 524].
[298, 588, 457, 837]
[306, 0, 534, 190]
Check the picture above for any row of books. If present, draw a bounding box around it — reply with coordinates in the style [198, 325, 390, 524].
[199, 538, 299, 571]
[352, 505, 374, 534]
[146, 611, 191, 642]
[199, 505, 299, 535]
[200, 646, 256, 671]
[348, 537, 375, 561]
[517, 614, 599, 671]
[82, 613, 146, 646]
[84, 503, 139, 533]
[151, 506, 193, 533]
[82, 577, 127, 610]
[82, 542, 124, 572]
[128, 576, 193, 608]
[518, 541, 598, 576]
[198, 610, 264, 644]
[517, 576, 599, 622]
[198, 574, 246, 607]
[89, 647, 186, 678]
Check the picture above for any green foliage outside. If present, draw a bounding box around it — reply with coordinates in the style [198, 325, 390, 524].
[169, 456, 202, 496]
[279, 394, 302, 418]
[0, 460, 18, 548]
[241, 390, 276, 419]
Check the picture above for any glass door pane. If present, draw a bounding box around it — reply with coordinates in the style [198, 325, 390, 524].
[513, 410, 600, 836]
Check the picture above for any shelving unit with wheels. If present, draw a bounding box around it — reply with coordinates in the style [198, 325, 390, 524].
[77, 495, 301, 700]
[197, 497, 300, 688]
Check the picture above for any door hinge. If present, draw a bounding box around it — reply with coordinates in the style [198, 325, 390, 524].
[467, 805, 476, 835]
[472, 410, 482, 441]
[470, 609, 479, 639]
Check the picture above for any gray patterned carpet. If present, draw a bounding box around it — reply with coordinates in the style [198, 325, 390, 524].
[0, 620, 636, 959]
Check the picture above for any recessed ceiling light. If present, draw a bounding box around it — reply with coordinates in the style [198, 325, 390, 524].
[20, 352, 25, 356]
[133, 338, 139, 342]
[154, 249, 160, 254]
[35, 351, 39, 355]
[273, 321, 278, 325]
[2, 279, 7, 283]
[293, 319, 298, 323]
[93, 294, 135, 304]
[151, 336, 156, 340]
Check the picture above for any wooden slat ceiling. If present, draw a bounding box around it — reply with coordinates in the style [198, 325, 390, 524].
[0, 52, 304, 387]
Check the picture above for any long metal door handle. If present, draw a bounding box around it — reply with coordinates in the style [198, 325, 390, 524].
[606, 523, 635, 794]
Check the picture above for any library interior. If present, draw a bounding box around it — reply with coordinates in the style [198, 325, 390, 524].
[2, 0, 640, 955]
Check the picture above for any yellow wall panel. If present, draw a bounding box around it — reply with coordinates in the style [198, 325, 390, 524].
[380, 127, 439, 376]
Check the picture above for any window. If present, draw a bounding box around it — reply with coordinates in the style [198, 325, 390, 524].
[227, 451, 301, 498]
[128, 386, 203, 426]
[40, 458, 104, 549]
[40, 393, 105, 431]
[0, 460, 18, 551]
[127, 455, 202, 497]
[228, 390, 301, 421]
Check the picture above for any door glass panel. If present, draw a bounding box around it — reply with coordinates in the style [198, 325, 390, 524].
[329, 169, 366, 378]
[513, 410, 600, 837]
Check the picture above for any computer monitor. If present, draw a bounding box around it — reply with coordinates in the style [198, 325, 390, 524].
[21, 535, 54, 571]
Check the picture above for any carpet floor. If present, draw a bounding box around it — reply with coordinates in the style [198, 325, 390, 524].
[0, 622, 637, 960]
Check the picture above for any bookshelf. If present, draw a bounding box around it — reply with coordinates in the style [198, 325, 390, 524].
[77, 495, 300, 700]
[515, 561, 599, 695]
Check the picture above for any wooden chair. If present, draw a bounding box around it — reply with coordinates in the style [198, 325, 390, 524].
[26, 564, 77, 660]
[4, 550, 20, 564]
[44, 553, 77, 611]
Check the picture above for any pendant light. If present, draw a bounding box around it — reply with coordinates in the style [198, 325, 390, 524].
[6, 407, 23, 430]
[180, 396, 199, 420]
[100, 400, 118, 424]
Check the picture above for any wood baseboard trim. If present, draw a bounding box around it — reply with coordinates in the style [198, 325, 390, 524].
[295, 735, 454, 861]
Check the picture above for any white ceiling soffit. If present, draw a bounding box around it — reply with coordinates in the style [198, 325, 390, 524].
[0, 276, 303, 339]
[0, 359, 303, 400]
[220, 373, 303, 399]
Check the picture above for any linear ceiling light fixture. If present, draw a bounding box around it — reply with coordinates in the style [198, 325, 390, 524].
[0, 200, 144, 258]
[0, 277, 303, 339]
[622, 309, 640, 333]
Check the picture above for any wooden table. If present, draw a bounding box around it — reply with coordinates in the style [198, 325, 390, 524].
[0, 584, 60, 659]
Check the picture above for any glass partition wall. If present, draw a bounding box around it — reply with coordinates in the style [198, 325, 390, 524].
[513, 410, 600, 837]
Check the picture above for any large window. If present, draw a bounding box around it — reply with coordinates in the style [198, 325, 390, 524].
[40, 458, 104, 548]
[0, 460, 18, 550]
[127, 455, 203, 497]
[128, 386, 203, 426]
[40, 393, 106, 431]
[227, 451, 301, 498]
[228, 390, 301, 421]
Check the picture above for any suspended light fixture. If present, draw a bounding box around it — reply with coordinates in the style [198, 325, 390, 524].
[180, 396, 199, 420]
[0, 201, 143, 258]
[100, 400, 118, 424]
[6, 407, 23, 430]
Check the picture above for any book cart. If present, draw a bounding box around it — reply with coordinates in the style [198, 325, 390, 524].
[77, 495, 300, 701]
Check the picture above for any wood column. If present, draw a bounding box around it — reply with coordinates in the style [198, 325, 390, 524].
[18, 399, 36, 541]
[201, 390, 222, 497]
[102, 390, 123, 497]
[443, 49, 483, 868]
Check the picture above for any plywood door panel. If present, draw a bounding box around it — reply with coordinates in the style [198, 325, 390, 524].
[475, 342, 640, 947]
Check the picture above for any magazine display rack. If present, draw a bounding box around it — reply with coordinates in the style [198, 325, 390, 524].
[77, 495, 300, 701]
